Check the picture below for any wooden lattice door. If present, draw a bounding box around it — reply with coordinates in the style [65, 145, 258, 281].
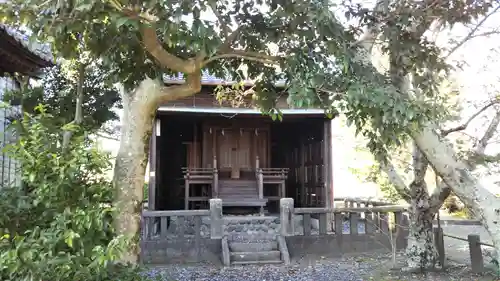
[216, 128, 252, 179]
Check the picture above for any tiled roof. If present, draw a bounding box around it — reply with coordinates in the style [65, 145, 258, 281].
[163, 70, 287, 86]
[0, 24, 53, 63]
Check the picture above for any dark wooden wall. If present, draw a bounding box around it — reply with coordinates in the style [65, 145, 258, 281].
[270, 118, 328, 208]
[153, 113, 332, 211]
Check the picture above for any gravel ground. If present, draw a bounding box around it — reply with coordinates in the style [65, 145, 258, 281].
[142, 223, 500, 281]
[142, 252, 500, 281]
[144, 258, 371, 281]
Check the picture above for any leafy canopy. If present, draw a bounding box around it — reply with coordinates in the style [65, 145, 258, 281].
[1, 0, 495, 156]
[3, 64, 121, 133]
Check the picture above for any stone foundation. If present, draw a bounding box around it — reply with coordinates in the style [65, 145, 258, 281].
[141, 212, 408, 265]
[141, 238, 222, 265]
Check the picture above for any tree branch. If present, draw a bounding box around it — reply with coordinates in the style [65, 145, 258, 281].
[377, 155, 411, 202]
[429, 179, 451, 213]
[430, 108, 500, 213]
[202, 49, 281, 66]
[62, 63, 86, 150]
[412, 142, 429, 184]
[440, 99, 500, 136]
[475, 110, 500, 155]
[141, 25, 198, 73]
[219, 26, 242, 53]
[96, 133, 120, 141]
[156, 71, 202, 103]
[444, 4, 500, 59]
[208, 1, 230, 38]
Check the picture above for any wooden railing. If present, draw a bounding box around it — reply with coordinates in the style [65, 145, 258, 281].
[140, 198, 410, 264]
[335, 197, 395, 208]
[182, 156, 219, 210]
[141, 209, 213, 263]
[141, 209, 210, 239]
[434, 228, 494, 273]
[280, 198, 408, 239]
[255, 156, 289, 201]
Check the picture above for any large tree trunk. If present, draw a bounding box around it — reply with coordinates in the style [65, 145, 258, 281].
[413, 126, 500, 266]
[404, 145, 439, 270]
[112, 74, 201, 264]
[405, 181, 439, 270]
[113, 78, 159, 264]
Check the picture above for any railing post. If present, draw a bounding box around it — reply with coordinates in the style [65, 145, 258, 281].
[209, 198, 223, 239]
[394, 211, 409, 250]
[213, 156, 218, 198]
[184, 174, 189, 210]
[468, 234, 484, 273]
[433, 227, 445, 268]
[280, 169, 286, 198]
[280, 198, 294, 236]
[258, 171, 264, 199]
[255, 156, 260, 170]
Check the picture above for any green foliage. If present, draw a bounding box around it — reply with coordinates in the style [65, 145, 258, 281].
[0, 106, 150, 281]
[0, 0, 495, 158]
[3, 64, 121, 134]
[350, 162, 405, 203]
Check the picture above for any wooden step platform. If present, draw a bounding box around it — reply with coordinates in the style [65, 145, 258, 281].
[222, 198, 268, 207]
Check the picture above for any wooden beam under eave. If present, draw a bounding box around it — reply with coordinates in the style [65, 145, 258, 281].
[323, 119, 333, 209]
[148, 118, 159, 211]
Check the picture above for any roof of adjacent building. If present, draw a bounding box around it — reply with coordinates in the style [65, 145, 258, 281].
[163, 71, 287, 87]
[0, 24, 54, 75]
[0, 24, 53, 63]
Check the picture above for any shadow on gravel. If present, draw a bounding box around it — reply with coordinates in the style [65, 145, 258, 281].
[368, 262, 499, 281]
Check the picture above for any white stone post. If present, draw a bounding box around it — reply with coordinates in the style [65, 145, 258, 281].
[210, 198, 223, 239]
[280, 198, 294, 236]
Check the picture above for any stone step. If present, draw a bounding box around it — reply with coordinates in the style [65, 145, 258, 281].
[224, 215, 278, 222]
[231, 260, 283, 265]
[219, 195, 260, 199]
[230, 250, 281, 262]
[222, 199, 267, 207]
[219, 191, 258, 195]
[219, 183, 257, 187]
[219, 187, 257, 191]
[229, 241, 278, 252]
[226, 233, 278, 242]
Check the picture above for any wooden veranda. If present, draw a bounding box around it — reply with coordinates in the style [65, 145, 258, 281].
[148, 107, 334, 213]
[183, 155, 288, 213]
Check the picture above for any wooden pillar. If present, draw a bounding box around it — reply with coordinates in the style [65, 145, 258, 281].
[193, 122, 198, 167]
[185, 176, 189, 210]
[299, 136, 306, 207]
[323, 119, 333, 209]
[148, 117, 160, 211]
[323, 119, 334, 231]
[213, 156, 218, 197]
[212, 128, 217, 168]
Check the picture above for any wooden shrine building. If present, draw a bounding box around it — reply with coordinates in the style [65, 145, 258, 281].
[148, 73, 334, 214]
